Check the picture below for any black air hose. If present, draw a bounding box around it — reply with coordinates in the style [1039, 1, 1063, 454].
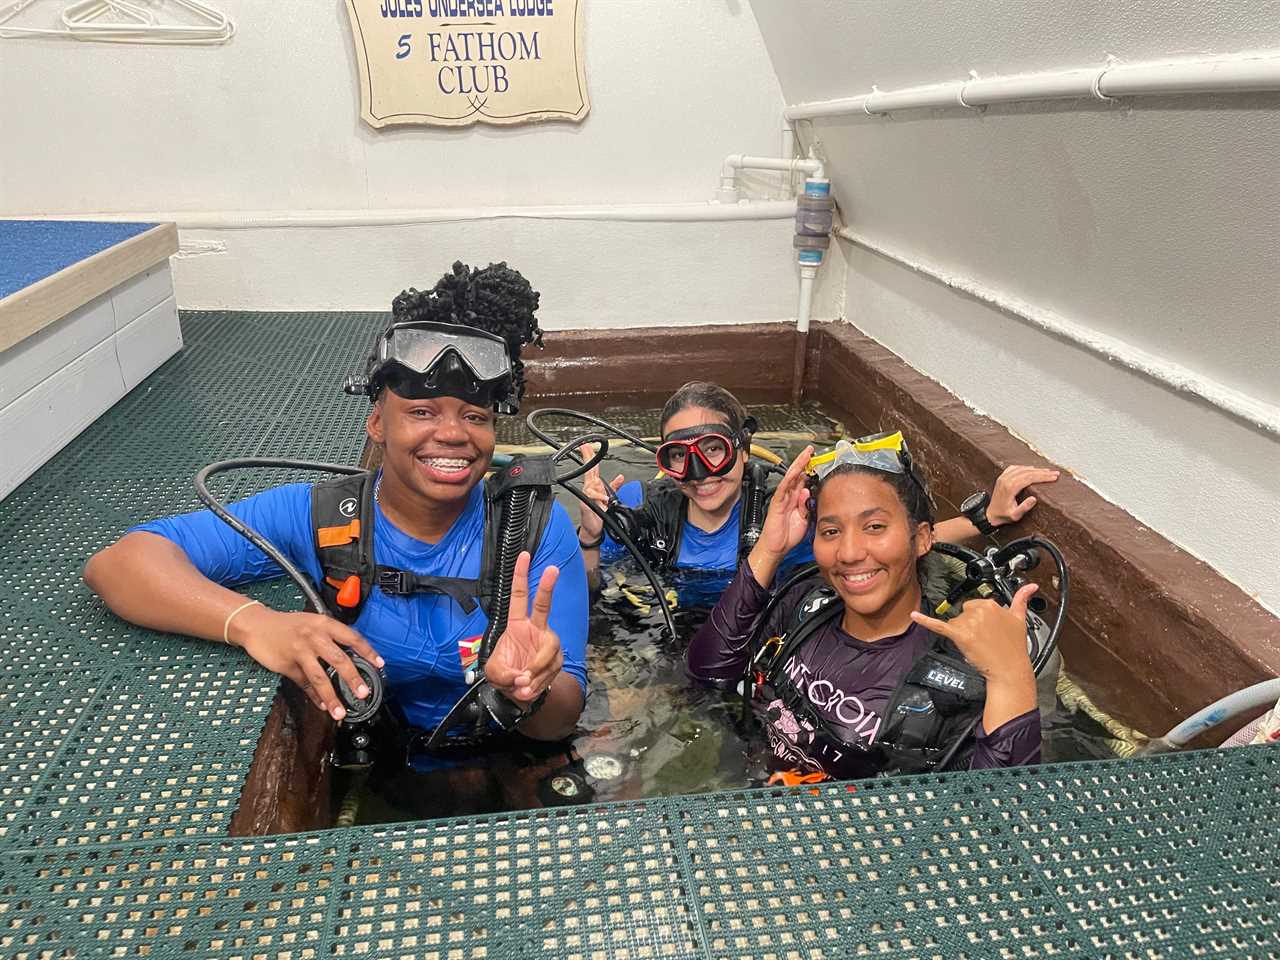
[478, 486, 536, 665]
[527, 408, 656, 508]
[1019, 536, 1069, 676]
[524, 413, 682, 643]
[527, 407, 657, 454]
[738, 462, 770, 558]
[195, 458, 365, 614]
[922, 537, 1068, 676]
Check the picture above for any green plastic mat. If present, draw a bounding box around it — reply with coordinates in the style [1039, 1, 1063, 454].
[0, 748, 1276, 958]
[0, 311, 1276, 958]
[0, 311, 379, 850]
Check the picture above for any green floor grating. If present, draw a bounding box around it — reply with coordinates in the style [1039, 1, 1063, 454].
[0, 311, 1276, 958]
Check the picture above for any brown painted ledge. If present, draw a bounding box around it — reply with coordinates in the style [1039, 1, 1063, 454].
[231, 319, 1279, 834]
[525, 322, 801, 406]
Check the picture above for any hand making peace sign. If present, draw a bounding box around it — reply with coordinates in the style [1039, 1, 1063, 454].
[484, 551, 563, 705]
[576, 442, 626, 545]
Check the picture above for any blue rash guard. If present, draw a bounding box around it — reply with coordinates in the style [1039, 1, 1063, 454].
[599, 479, 814, 588]
[134, 479, 588, 732]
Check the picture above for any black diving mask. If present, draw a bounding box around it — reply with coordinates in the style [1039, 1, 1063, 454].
[657, 424, 747, 482]
[345, 321, 518, 414]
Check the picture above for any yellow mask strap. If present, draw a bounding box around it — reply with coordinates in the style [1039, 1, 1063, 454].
[851, 430, 904, 453]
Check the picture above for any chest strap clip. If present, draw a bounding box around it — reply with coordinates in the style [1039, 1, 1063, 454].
[374, 566, 481, 614]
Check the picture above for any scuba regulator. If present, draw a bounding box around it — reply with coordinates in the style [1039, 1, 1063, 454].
[326, 653, 385, 769]
[194, 458, 392, 771]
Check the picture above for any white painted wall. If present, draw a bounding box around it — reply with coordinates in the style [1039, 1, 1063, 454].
[752, 0, 1280, 613]
[0, 1, 842, 324]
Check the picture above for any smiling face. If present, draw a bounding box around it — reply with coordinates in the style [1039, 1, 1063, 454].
[660, 405, 746, 516]
[367, 389, 496, 511]
[812, 471, 933, 633]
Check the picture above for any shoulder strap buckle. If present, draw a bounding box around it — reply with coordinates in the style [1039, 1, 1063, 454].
[376, 568, 409, 595]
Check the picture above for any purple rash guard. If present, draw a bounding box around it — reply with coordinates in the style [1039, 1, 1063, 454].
[687, 561, 1041, 780]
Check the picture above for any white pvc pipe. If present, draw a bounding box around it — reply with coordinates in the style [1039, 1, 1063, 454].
[1159, 677, 1280, 748]
[1104, 55, 1280, 96]
[835, 226, 1280, 438]
[718, 154, 824, 203]
[784, 50, 1280, 120]
[796, 264, 818, 334]
[17, 200, 798, 230]
[723, 155, 825, 178]
[781, 126, 797, 196]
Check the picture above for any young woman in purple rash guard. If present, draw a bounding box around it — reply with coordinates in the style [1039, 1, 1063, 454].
[687, 436, 1041, 783]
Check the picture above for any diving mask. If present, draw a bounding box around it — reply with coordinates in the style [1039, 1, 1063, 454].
[345, 321, 517, 413]
[656, 424, 748, 482]
[807, 431, 934, 509]
[807, 431, 909, 480]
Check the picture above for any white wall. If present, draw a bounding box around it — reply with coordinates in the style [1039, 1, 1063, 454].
[752, 0, 1280, 613]
[0, 0, 842, 324]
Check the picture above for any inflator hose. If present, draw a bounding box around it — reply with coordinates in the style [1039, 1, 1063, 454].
[477, 485, 537, 666]
[523, 412, 683, 644]
[195, 458, 364, 615]
[738, 462, 770, 558]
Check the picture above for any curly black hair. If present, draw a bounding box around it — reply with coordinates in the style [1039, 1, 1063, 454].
[391, 261, 544, 400]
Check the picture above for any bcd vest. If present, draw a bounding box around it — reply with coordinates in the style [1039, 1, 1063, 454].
[310, 456, 556, 657]
[751, 552, 988, 776]
[605, 460, 773, 573]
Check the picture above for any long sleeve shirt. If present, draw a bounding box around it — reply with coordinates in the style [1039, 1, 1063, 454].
[687, 561, 1041, 780]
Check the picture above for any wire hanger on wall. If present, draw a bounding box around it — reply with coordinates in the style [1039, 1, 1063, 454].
[0, 0, 235, 44]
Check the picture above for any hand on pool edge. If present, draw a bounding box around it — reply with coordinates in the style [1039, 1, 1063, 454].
[988, 465, 1060, 527]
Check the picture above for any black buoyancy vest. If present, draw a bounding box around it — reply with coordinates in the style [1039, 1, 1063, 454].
[311, 456, 556, 633]
[755, 552, 988, 775]
[606, 461, 773, 573]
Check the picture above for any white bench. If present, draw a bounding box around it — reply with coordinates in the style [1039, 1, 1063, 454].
[0, 221, 182, 500]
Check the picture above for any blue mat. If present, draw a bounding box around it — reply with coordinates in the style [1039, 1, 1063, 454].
[0, 220, 158, 300]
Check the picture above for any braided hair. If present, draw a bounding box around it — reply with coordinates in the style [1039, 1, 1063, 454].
[391, 261, 543, 401]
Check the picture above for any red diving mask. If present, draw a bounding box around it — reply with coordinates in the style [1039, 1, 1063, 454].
[656, 424, 745, 482]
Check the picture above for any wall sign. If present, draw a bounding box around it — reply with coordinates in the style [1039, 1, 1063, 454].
[346, 0, 589, 128]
